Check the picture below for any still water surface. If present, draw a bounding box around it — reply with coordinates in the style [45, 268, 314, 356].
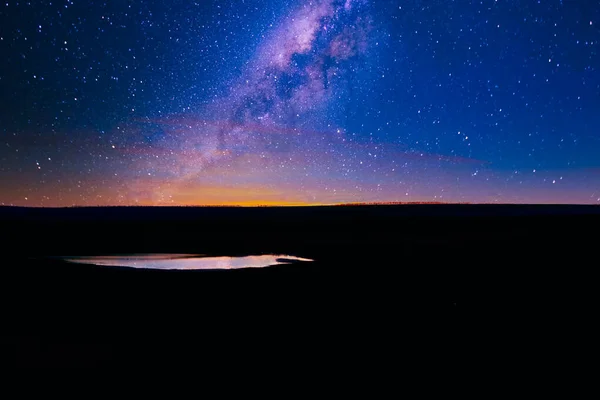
[60, 254, 313, 270]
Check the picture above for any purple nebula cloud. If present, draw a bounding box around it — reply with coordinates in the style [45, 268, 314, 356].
[120, 0, 377, 192]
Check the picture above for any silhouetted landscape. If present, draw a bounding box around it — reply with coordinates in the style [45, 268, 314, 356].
[1, 204, 598, 368]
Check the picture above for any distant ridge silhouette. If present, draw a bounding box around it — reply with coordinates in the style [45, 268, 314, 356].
[3, 201, 600, 209]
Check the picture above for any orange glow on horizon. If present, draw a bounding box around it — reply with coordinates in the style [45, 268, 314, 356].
[135, 199, 317, 207]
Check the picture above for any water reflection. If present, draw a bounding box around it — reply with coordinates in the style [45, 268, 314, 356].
[60, 254, 313, 270]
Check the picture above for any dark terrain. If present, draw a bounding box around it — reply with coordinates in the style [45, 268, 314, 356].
[0, 204, 597, 369]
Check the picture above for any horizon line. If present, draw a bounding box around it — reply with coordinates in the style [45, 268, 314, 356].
[1, 201, 599, 209]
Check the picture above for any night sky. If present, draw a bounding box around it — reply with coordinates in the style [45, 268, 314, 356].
[1, 0, 599, 206]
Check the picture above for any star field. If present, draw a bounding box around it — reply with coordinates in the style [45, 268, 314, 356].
[1, 0, 599, 206]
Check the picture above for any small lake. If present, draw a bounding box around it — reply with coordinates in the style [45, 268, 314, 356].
[59, 254, 313, 270]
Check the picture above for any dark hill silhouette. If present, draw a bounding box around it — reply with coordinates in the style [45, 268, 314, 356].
[0, 204, 596, 368]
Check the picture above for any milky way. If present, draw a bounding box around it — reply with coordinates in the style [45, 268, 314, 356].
[116, 0, 384, 205]
[1, 1, 599, 205]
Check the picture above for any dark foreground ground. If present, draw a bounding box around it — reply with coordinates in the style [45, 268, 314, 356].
[0, 204, 598, 369]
